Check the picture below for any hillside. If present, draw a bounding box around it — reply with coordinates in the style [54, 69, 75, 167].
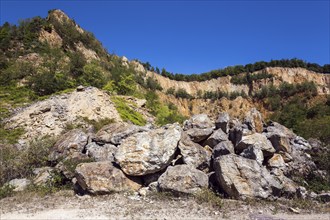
[1, 9, 330, 218]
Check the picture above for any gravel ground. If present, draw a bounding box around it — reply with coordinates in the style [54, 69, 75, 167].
[1, 190, 329, 220]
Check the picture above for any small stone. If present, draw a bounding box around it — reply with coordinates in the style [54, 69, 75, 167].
[288, 207, 300, 214]
[76, 85, 85, 91]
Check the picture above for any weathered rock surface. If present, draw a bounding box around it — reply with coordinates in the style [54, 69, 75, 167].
[114, 124, 182, 176]
[236, 133, 275, 157]
[49, 129, 88, 162]
[244, 108, 264, 133]
[75, 161, 141, 194]
[203, 128, 228, 148]
[214, 154, 282, 199]
[85, 142, 117, 162]
[215, 112, 230, 133]
[178, 133, 210, 170]
[239, 145, 264, 165]
[158, 165, 208, 195]
[228, 119, 243, 146]
[183, 114, 214, 130]
[212, 141, 235, 158]
[267, 154, 285, 169]
[8, 178, 31, 192]
[93, 123, 150, 145]
[186, 127, 213, 143]
[33, 167, 55, 186]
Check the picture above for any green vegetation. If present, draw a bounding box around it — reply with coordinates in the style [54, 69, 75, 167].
[112, 97, 146, 126]
[81, 117, 115, 132]
[194, 188, 223, 209]
[230, 71, 273, 85]
[0, 136, 55, 186]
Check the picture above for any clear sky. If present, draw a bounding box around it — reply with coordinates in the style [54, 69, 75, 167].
[1, 0, 329, 74]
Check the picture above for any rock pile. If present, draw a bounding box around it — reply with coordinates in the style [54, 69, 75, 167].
[7, 108, 326, 200]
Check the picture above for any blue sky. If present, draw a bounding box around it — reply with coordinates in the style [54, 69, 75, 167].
[1, 0, 329, 74]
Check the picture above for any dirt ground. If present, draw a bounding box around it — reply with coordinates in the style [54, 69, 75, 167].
[1, 190, 329, 220]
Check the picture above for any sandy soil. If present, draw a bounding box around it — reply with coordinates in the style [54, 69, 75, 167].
[1, 190, 329, 220]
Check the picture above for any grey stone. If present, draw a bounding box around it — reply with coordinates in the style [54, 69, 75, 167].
[86, 142, 117, 162]
[8, 178, 31, 192]
[215, 112, 230, 133]
[203, 129, 228, 148]
[212, 141, 235, 158]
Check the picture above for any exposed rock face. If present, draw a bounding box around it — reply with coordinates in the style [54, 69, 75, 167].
[236, 133, 275, 157]
[93, 123, 149, 145]
[244, 108, 264, 133]
[85, 143, 117, 162]
[75, 161, 141, 194]
[212, 141, 235, 158]
[49, 129, 88, 162]
[215, 112, 230, 133]
[5, 87, 121, 144]
[184, 114, 214, 142]
[178, 133, 210, 170]
[158, 165, 208, 195]
[239, 146, 264, 165]
[114, 124, 182, 176]
[267, 154, 285, 169]
[214, 154, 282, 199]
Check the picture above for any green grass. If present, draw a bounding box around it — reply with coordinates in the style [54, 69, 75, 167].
[111, 97, 146, 126]
[0, 126, 25, 144]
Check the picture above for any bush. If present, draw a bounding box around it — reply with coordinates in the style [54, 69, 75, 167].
[166, 87, 175, 95]
[112, 97, 146, 126]
[175, 88, 193, 99]
[81, 117, 115, 132]
[146, 77, 162, 91]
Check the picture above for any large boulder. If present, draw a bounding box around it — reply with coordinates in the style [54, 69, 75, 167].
[213, 154, 282, 199]
[75, 161, 141, 194]
[183, 114, 214, 130]
[264, 122, 295, 153]
[239, 145, 264, 165]
[244, 108, 264, 133]
[49, 129, 88, 162]
[178, 133, 210, 170]
[228, 119, 243, 146]
[215, 112, 230, 133]
[114, 124, 182, 176]
[85, 142, 117, 162]
[236, 133, 275, 157]
[93, 123, 150, 145]
[158, 165, 208, 195]
[203, 129, 228, 148]
[212, 141, 235, 158]
[186, 128, 213, 143]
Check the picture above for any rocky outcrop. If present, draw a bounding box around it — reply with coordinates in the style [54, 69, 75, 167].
[158, 165, 208, 195]
[75, 161, 141, 194]
[114, 124, 182, 176]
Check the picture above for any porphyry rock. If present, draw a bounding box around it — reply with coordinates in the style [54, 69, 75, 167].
[75, 161, 141, 194]
[158, 165, 208, 195]
[114, 124, 182, 176]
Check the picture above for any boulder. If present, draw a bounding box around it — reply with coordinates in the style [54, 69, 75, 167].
[244, 108, 264, 133]
[236, 133, 275, 157]
[264, 122, 294, 153]
[93, 122, 150, 145]
[228, 119, 243, 146]
[212, 141, 235, 158]
[290, 136, 312, 152]
[186, 127, 213, 143]
[33, 167, 55, 186]
[240, 145, 264, 165]
[213, 154, 282, 199]
[203, 129, 228, 148]
[75, 161, 141, 194]
[86, 142, 117, 162]
[183, 114, 214, 130]
[317, 192, 330, 203]
[55, 153, 91, 180]
[158, 165, 208, 195]
[8, 178, 31, 192]
[178, 133, 210, 170]
[49, 129, 88, 162]
[114, 124, 182, 176]
[215, 112, 230, 133]
[267, 154, 285, 169]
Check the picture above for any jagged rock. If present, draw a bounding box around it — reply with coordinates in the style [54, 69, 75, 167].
[212, 141, 235, 158]
[215, 112, 230, 133]
[236, 133, 275, 157]
[228, 119, 243, 146]
[178, 133, 210, 170]
[55, 153, 90, 180]
[49, 129, 88, 162]
[213, 154, 282, 199]
[317, 192, 330, 203]
[203, 129, 228, 148]
[114, 124, 182, 176]
[183, 114, 214, 130]
[267, 154, 285, 169]
[269, 168, 297, 197]
[244, 108, 264, 133]
[33, 167, 55, 186]
[240, 145, 264, 165]
[93, 122, 150, 145]
[8, 178, 31, 192]
[291, 136, 312, 152]
[186, 127, 213, 143]
[281, 152, 293, 163]
[264, 122, 294, 153]
[297, 186, 308, 199]
[86, 142, 117, 162]
[75, 161, 141, 194]
[158, 165, 208, 195]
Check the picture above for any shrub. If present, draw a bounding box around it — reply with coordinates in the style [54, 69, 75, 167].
[112, 97, 146, 126]
[81, 117, 115, 132]
[175, 88, 193, 99]
[166, 87, 175, 95]
[146, 77, 163, 91]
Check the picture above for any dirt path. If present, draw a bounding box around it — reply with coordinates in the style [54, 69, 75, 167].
[1, 190, 329, 220]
